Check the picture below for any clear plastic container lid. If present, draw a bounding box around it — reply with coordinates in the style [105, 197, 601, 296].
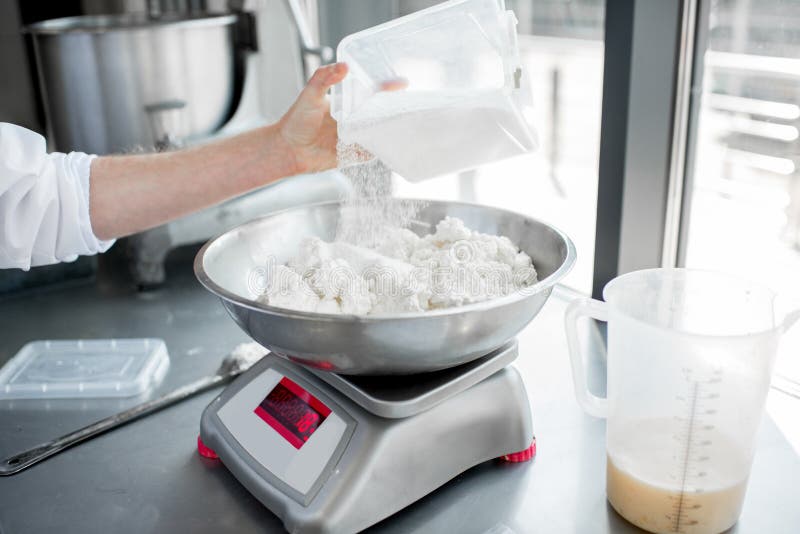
[0, 338, 170, 399]
[331, 0, 537, 181]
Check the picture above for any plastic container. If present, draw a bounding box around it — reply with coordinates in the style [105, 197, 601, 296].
[0, 338, 170, 399]
[331, 0, 537, 181]
[565, 268, 800, 534]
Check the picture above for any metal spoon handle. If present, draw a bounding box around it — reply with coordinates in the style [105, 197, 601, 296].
[0, 373, 229, 476]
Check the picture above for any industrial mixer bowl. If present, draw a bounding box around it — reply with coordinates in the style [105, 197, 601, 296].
[28, 13, 239, 154]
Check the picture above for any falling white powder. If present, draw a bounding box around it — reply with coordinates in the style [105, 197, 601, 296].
[334, 142, 422, 247]
[256, 216, 537, 315]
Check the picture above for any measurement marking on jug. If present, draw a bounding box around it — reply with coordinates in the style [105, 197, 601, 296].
[671, 380, 701, 532]
[668, 368, 723, 532]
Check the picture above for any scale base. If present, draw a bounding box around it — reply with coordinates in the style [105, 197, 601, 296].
[200, 345, 533, 534]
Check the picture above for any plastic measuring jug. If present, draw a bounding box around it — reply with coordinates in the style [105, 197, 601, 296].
[330, 0, 537, 182]
[564, 268, 800, 534]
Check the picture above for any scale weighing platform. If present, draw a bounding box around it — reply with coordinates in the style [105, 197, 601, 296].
[198, 340, 535, 534]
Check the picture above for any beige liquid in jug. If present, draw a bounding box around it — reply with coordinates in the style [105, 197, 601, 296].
[606, 418, 749, 534]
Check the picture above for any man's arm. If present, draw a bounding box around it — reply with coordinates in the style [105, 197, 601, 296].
[89, 62, 347, 240]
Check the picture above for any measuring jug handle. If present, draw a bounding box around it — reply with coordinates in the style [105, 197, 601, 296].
[564, 298, 608, 418]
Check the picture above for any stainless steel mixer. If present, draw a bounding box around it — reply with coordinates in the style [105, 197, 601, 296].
[27, 12, 239, 154]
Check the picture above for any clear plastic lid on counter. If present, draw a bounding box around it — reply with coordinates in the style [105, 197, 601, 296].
[0, 338, 169, 399]
[331, 0, 537, 182]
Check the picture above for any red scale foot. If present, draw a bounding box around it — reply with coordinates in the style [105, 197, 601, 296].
[499, 438, 536, 463]
[197, 435, 219, 459]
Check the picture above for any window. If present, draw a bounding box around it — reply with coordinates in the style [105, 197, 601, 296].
[681, 0, 800, 392]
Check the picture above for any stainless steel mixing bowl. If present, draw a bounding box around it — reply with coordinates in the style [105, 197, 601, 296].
[195, 200, 576, 374]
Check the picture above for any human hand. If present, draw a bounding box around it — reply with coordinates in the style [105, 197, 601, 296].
[278, 62, 348, 174]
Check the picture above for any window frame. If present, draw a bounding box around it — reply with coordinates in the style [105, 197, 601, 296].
[592, 0, 701, 297]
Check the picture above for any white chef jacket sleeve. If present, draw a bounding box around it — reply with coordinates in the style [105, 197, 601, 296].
[0, 122, 115, 270]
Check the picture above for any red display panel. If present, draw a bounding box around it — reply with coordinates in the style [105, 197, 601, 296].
[254, 377, 331, 449]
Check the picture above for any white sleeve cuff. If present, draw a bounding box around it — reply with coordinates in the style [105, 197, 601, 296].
[73, 152, 116, 255]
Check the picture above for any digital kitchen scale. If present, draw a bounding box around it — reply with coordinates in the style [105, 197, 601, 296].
[198, 339, 535, 534]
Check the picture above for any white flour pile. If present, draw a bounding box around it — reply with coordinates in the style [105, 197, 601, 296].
[257, 216, 537, 315]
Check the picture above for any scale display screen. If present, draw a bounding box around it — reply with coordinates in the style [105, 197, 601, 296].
[255, 377, 331, 449]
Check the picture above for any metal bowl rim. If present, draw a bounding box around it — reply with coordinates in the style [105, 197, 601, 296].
[193, 198, 577, 323]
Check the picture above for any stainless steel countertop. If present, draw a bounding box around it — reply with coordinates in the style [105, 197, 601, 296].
[1, 250, 798, 533]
